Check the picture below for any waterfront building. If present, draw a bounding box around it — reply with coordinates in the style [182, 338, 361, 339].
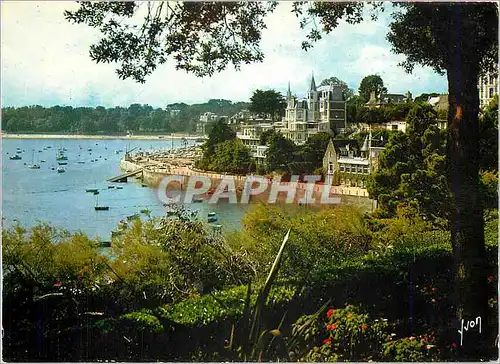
[478, 71, 498, 109]
[279, 75, 347, 144]
[323, 134, 386, 188]
[196, 112, 228, 135]
[236, 123, 273, 162]
[199, 112, 219, 123]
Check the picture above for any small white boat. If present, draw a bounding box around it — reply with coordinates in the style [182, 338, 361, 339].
[57, 166, 66, 173]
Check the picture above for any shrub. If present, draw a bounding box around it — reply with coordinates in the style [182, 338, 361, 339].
[234, 205, 372, 284]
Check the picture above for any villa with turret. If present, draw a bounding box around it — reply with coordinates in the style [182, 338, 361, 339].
[278, 75, 347, 144]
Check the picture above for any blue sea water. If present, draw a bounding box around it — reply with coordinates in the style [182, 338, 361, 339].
[2, 137, 250, 240]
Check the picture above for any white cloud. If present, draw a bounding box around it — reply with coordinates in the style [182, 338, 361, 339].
[1, 1, 447, 108]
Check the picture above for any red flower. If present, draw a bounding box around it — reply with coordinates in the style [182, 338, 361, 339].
[327, 323, 338, 330]
[488, 275, 494, 282]
[326, 308, 335, 318]
[361, 324, 368, 331]
[423, 286, 428, 291]
[322, 337, 331, 345]
[451, 342, 457, 348]
[53, 282, 62, 287]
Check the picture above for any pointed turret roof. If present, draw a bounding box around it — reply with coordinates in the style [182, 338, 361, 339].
[287, 81, 291, 99]
[309, 73, 317, 92]
[361, 135, 369, 152]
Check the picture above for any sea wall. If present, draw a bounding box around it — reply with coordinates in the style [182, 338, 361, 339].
[118, 158, 377, 212]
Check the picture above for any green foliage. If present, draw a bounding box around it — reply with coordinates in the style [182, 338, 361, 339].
[202, 119, 236, 155]
[297, 132, 331, 170]
[259, 128, 276, 146]
[2, 224, 108, 292]
[1, 101, 250, 134]
[484, 209, 498, 247]
[207, 139, 254, 174]
[358, 74, 387, 103]
[265, 132, 296, 172]
[234, 205, 371, 284]
[479, 95, 498, 171]
[120, 309, 164, 333]
[3, 211, 498, 361]
[65, 2, 277, 82]
[196, 119, 252, 174]
[110, 213, 255, 305]
[386, 3, 497, 75]
[249, 89, 286, 121]
[381, 334, 441, 362]
[302, 304, 392, 361]
[367, 103, 450, 222]
[479, 170, 498, 209]
[159, 283, 296, 328]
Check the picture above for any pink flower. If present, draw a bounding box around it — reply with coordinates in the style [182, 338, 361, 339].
[451, 342, 457, 348]
[423, 286, 428, 291]
[432, 287, 437, 292]
[410, 336, 416, 341]
[53, 282, 62, 287]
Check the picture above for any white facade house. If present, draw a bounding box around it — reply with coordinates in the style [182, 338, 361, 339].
[199, 112, 219, 123]
[236, 123, 273, 162]
[385, 120, 407, 133]
[478, 71, 498, 109]
[279, 75, 346, 144]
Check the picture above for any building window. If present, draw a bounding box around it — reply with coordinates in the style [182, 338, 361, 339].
[328, 163, 333, 173]
[489, 88, 494, 98]
[392, 124, 398, 130]
[340, 165, 345, 172]
[357, 166, 362, 173]
[490, 75, 495, 84]
[363, 166, 369, 174]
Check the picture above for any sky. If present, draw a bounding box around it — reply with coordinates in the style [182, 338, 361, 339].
[1, 1, 448, 109]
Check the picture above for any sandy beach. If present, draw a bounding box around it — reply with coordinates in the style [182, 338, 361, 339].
[1, 133, 204, 141]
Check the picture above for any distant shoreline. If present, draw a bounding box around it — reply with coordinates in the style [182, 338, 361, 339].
[1, 133, 204, 141]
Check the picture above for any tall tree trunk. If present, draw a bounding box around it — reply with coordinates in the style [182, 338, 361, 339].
[447, 60, 489, 358]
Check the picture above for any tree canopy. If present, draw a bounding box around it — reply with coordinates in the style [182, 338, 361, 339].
[1, 101, 250, 134]
[64, 2, 277, 83]
[265, 132, 296, 172]
[367, 103, 449, 224]
[249, 89, 286, 121]
[358, 75, 387, 103]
